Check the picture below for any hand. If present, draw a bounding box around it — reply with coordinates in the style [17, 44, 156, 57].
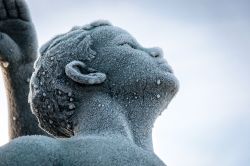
[0, 0, 38, 65]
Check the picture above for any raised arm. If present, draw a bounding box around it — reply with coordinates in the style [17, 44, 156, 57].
[0, 0, 47, 138]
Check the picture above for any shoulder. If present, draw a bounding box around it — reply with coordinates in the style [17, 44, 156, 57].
[63, 135, 166, 166]
[0, 135, 61, 166]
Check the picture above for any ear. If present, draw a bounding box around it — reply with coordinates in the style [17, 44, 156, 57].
[65, 61, 106, 85]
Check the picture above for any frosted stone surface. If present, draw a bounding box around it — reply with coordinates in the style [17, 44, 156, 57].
[0, 0, 179, 165]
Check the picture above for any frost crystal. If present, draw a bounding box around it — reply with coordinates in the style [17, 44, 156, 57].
[157, 79, 161, 85]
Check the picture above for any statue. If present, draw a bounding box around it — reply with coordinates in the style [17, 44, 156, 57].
[0, 0, 179, 165]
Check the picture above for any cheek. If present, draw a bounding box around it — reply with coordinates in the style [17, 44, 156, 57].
[101, 48, 179, 105]
[110, 60, 179, 104]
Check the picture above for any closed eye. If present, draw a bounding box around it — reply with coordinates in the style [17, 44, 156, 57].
[118, 42, 137, 49]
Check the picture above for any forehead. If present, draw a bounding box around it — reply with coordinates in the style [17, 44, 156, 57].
[90, 26, 133, 44]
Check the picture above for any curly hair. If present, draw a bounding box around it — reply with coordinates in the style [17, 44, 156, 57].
[29, 20, 111, 137]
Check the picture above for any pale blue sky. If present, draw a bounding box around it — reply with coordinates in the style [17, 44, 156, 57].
[0, 0, 249, 165]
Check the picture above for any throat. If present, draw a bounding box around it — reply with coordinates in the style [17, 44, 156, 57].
[73, 93, 133, 141]
[73, 92, 155, 152]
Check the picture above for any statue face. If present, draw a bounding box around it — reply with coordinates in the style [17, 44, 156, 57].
[90, 26, 179, 114]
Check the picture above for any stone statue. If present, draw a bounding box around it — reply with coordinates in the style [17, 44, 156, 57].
[0, 0, 179, 165]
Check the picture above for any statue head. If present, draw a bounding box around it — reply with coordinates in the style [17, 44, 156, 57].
[29, 20, 179, 138]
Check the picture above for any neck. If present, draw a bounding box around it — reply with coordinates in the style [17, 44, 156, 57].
[128, 106, 156, 152]
[73, 92, 133, 141]
[73, 92, 155, 152]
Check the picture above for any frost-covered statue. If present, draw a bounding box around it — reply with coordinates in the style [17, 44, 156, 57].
[0, 0, 179, 165]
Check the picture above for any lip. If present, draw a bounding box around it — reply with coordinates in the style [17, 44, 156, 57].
[157, 59, 174, 74]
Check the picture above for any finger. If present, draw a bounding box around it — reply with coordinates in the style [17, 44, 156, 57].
[0, 0, 7, 20]
[3, 0, 18, 18]
[15, 0, 30, 21]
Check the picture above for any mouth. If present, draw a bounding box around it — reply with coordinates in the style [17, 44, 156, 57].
[157, 59, 174, 74]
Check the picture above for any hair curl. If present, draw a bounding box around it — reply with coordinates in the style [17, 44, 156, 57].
[29, 20, 112, 137]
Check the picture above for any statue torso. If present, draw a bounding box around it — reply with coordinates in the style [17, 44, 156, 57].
[0, 135, 165, 166]
[60, 135, 166, 166]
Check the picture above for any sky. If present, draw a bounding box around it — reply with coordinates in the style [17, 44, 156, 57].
[0, 0, 250, 165]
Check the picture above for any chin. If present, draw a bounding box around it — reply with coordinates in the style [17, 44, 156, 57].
[154, 70, 179, 108]
[157, 60, 179, 90]
[164, 72, 179, 92]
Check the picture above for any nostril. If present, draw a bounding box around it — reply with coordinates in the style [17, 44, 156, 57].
[150, 51, 160, 57]
[149, 47, 163, 58]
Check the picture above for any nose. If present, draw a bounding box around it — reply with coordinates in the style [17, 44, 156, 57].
[147, 47, 163, 58]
